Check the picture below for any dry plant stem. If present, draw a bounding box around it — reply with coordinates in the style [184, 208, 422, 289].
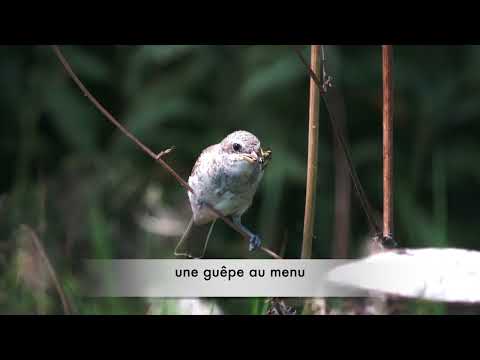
[333, 103, 351, 258]
[333, 151, 351, 258]
[382, 45, 394, 240]
[25, 225, 74, 315]
[51, 46, 189, 190]
[302, 45, 321, 260]
[300, 45, 323, 316]
[293, 47, 381, 238]
[50, 45, 281, 260]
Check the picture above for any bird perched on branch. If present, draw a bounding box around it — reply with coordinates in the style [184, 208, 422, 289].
[175, 130, 272, 258]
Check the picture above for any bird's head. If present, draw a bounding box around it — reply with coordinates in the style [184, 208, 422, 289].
[220, 130, 271, 170]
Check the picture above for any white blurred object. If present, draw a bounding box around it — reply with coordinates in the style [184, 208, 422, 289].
[138, 212, 186, 237]
[177, 299, 223, 315]
[147, 298, 223, 315]
[327, 248, 480, 303]
[138, 185, 188, 237]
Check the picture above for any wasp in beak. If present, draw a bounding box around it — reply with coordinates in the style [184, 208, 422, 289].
[259, 148, 272, 170]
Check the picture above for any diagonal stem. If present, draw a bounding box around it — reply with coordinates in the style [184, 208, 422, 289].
[25, 225, 75, 315]
[293, 46, 382, 238]
[50, 45, 281, 259]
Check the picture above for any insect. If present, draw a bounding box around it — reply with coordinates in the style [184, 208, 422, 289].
[175, 130, 271, 258]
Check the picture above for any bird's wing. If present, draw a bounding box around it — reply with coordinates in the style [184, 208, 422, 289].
[190, 144, 218, 177]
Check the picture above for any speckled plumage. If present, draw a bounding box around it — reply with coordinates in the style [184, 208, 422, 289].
[188, 130, 264, 224]
[177, 130, 269, 257]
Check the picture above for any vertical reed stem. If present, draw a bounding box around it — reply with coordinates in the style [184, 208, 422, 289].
[382, 45, 394, 240]
[302, 45, 322, 259]
[333, 108, 351, 258]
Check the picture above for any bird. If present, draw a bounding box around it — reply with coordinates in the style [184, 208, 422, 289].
[175, 130, 271, 258]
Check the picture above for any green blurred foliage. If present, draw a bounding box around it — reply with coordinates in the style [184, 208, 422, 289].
[1, 45, 480, 314]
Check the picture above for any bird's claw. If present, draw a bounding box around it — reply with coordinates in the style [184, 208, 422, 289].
[249, 234, 262, 252]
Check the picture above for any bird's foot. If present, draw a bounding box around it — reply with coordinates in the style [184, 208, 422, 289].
[249, 234, 262, 252]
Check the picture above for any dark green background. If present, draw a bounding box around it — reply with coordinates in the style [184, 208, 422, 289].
[1, 45, 479, 314]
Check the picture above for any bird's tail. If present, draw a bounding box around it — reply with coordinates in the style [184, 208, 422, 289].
[174, 217, 216, 259]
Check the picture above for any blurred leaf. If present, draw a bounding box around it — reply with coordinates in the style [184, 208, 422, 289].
[62, 47, 111, 82]
[43, 77, 99, 151]
[0, 51, 24, 108]
[397, 180, 443, 247]
[88, 206, 113, 259]
[124, 45, 199, 95]
[240, 56, 304, 103]
[124, 94, 208, 135]
[135, 45, 199, 64]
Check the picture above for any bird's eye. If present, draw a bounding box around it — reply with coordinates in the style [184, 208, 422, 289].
[233, 143, 242, 152]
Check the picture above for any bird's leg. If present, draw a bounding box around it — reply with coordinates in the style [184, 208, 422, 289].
[231, 215, 262, 252]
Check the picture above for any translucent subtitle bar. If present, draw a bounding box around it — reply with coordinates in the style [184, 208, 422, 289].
[84, 259, 368, 298]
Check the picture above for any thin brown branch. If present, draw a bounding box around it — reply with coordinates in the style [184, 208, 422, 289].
[50, 45, 281, 260]
[302, 45, 321, 260]
[50, 46, 190, 191]
[293, 46, 382, 238]
[382, 45, 394, 241]
[24, 225, 75, 315]
[333, 93, 351, 258]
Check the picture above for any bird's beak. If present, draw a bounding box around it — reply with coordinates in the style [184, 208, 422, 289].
[242, 151, 258, 164]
